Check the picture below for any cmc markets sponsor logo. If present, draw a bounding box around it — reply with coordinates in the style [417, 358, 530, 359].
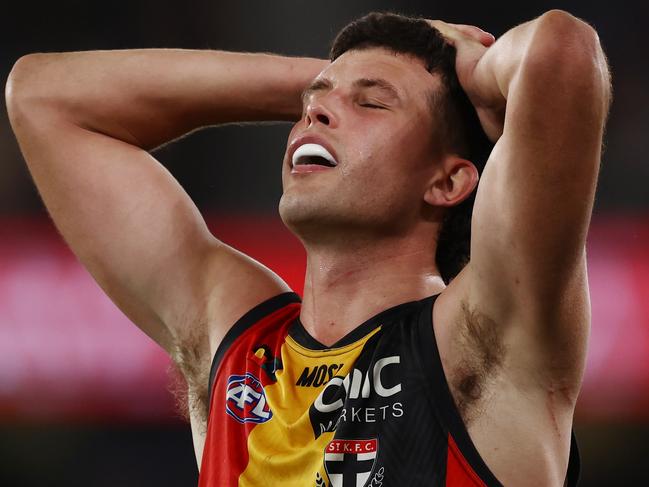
[225, 373, 272, 424]
[309, 356, 402, 437]
[296, 363, 344, 387]
[324, 438, 378, 487]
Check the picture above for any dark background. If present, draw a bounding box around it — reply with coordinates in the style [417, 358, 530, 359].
[1, 0, 647, 485]
[2, 0, 648, 216]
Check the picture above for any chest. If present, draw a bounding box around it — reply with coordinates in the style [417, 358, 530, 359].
[201, 322, 461, 486]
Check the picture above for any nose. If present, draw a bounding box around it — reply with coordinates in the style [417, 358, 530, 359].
[304, 98, 337, 128]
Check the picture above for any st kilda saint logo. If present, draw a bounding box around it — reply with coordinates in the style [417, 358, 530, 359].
[225, 373, 272, 424]
[324, 438, 378, 487]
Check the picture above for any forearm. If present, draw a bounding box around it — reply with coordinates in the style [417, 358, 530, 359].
[471, 10, 610, 127]
[7, 49, 326, 149]
[467, 11, 611, 306]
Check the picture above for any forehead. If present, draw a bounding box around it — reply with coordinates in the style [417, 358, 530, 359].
[318, 47, 439, 100]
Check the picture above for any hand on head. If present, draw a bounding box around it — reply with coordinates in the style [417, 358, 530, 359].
[426, 20, 495, 47]
[427, 20, 504, 142]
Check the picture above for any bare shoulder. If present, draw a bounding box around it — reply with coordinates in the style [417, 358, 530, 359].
[169, 241, 291, 392]
[168, 242, 291, 464]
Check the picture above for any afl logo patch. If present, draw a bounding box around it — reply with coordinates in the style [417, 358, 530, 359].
[225, 373, 272, 424]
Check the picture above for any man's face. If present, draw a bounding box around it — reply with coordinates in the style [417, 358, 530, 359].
[279, 47, 444, 241]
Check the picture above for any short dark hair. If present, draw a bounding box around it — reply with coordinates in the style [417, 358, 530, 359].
[330, 12, 493, 283]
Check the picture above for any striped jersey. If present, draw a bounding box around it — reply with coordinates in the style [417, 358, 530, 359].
[198, 292, 579, 486]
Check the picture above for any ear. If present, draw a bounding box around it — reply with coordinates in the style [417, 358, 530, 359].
[423, 156, 479, 207]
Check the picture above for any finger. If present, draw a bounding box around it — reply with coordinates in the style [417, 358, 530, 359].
[426, 20, 459, 45]
[450, 23, 496, 47]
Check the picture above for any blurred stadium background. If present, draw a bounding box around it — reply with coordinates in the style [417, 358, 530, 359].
[1, 0, 647, 485]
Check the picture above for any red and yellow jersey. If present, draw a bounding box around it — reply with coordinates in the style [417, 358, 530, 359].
[198, 293, 579, 486]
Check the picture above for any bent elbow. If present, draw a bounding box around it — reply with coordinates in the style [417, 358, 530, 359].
[525, 10, 611, 110]
[6, 53, 60, 123]
[536, 10, 600, 53]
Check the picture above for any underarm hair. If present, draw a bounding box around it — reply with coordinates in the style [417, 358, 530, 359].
[451, 302, 506, 421]
[167, 324, 211, 431]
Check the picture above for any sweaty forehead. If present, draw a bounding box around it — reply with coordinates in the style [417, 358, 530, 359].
[319, 47, 438, 99]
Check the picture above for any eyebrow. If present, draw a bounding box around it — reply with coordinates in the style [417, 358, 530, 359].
[301, 77, 401, 104]
[352, 78, 401, 101]
[301, 78, 331, 106]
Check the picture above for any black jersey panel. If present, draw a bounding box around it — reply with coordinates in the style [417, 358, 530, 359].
[415, 295, 503, 486]
[318, 296, 450, 485]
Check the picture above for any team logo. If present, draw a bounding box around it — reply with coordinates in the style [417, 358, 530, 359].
[225, 373, 272, 424]
[324, 438, 378, 487]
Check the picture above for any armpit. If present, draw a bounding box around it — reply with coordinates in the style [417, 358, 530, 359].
[168, 326, 211, 433]
[450, 302, 506, 423]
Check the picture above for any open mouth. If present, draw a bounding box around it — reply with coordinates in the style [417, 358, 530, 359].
[291, 143, 338, 168]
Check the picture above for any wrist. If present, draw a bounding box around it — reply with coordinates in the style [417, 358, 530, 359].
[277, 56, 328, 120]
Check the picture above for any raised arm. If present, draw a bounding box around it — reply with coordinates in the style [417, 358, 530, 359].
[5, 50, 325, 355]
[425, 12, 611, 484]
[439, 11, 611, 390]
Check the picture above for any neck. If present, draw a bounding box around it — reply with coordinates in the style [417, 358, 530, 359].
[300, 234, 446, 347]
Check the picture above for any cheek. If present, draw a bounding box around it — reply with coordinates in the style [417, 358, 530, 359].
[344, 124, 433, 202]
[343, 124, 395, 171]
[348, 122, 425, 176]
[344, 150, 414, 206]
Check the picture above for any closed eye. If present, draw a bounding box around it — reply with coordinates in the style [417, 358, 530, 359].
[359, 103, 387, 109]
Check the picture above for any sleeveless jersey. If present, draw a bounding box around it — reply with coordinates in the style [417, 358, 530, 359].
[198, 292, 580, 486]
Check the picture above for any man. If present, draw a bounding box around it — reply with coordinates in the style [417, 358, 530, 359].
[6, 10, 610, 487]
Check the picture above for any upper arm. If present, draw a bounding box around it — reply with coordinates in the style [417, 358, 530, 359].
[6, 57, 290, 355]
[462, 12, 610, 381]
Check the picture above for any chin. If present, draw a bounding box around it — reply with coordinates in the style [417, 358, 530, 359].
[278, 192, 326, 239]
[279, 194, 352, 245]
[279, 193, 402, 246]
